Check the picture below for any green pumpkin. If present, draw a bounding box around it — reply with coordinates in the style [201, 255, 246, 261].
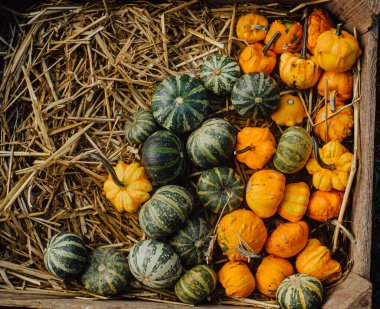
[175, 265, 217, 304]
[44, 232, 87, 280]
[273, 126, 312, 174]
[142, 130, 186, 186]
[231, 73, 280, 120]
[169, 217, 212, 269]
[199, 55, 241, 96]
[197, 167, 244, 214]
[139, 185, 194, 239]
[124, 109, 156, 144]
[151, 74, 210, 133]
[186, 118, 236, 169]
[128, 239, 182, 289]
[276, 274, 323, 309]
[81, 248, 132, 296]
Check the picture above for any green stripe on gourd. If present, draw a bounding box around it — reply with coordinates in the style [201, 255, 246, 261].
[200, 55, 241, 96]
[128, 239, 182, 289]
[231, 73, 280, 120]
[175, 265, 217, 304]
[124, 109, 157, 144]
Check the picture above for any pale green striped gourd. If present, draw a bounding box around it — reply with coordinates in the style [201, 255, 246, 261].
[124, 109, 156, 144]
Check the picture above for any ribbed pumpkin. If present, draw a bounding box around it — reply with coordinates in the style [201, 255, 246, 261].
[186, 118, 236, 169]
[273, 126, 312, 174]
[81, 248, 131, 296]
[277, 182, 310, 222]
[169, 217, 212, 268]
[265, 221, 309, 258]
[317, 71, 353, 102]
[264, 20, 303, 54]
[44, 232, 87, 280]
[175, 265, 217, 304]
[124, 109, 156, 144]
[142, 130, 186, 186]
[196, 167, 244, 214]
[271, 94, 307, 127]
[151, 74, 210, 133]
[236, 13, 268, 43]
[139, 185, 193, 239]
[128, 239, 182, 289]
[200, 54, 241, 96]
[276, 274, 323, 309]
[231, 73, 280, 120]
[246, 169, 286, 218]
[307, 190, 343, 222]
[307, 8, 333, 55]
[217, 209, 267, 261]
[255, 256, 294, 298]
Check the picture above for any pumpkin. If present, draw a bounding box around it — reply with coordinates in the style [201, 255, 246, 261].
[196, 167, 244, 214]
[277, 274, 323, 309]
[151, 74, 210, 133]
[264, 20, 303, 54]
[307, 190, 343, 222]
[81, 248, 131, 296]
[296, 238, 342, 283]
[236, 13, 268, 43]
[246, 169, 286, 218]
[139, 185, 193, 239]
[142, 130, 186, 186]
[44, 232, 87, 280]
[231, 73, 280, 120]
[186, 118, 236, 169]
[277, 182, 310, 222]
[234, 127, 276, 170]
[218, 261, 255, 298]
[315, 24, 362, 72]
[124, 109, 156, 144]
[255, 256, 294, 298]
[169, 217, 212, 268]
[306, 139, 353, 191]
[265, 221, 309, 258]
[307, 8, 333, 55]
[217, 209, 267, 261]
[128, 239, 182, 288]
[317, 71, 353, 102]
[271, 94, 307, 127]
[200, 54, 241, 96]
[175, 265, 217, 304]
[273, 126, 312, 174]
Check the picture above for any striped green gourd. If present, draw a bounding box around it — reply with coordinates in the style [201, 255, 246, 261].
[231, 72, 280, 120]
[197, 167, 244, 214]
[128, 239, 182, 289]
[169, 217, 212, 268]
[81, 248, 132, 296]
[276, 274, 323, 309]
[124, 109, 156, 144]
[199, 54, 241, 96]
[151, 74, 210, 133]
[175, 265, 217, 304]
[186, 118, 236, 169]
[44, 231, 87, 280]
[273, 126, 312, 174]
[139, 185, 194, 239]
[142, 130, 186, 186]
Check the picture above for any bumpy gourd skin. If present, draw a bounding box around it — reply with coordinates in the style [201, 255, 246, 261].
[236, 13, 268, 43]
[307, 8, 333, 54]
[264, 20, 303, 54]
[307, 190, 343, 222]
[239, 43, 277, 74]
[317, 71, 353, 102]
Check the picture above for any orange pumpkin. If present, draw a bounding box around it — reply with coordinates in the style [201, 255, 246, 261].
[271, 94, 307, 127]
[317, 71, 353, 102]
[277, 182, 310, 222]
[307, 190, 343, 222]
[265, 221, 309, 258]
[307, 8, 333, 55]
[296, 238, 342, 283]
[236, 13, 268, 43]
[264, 20, 303, 54]
[246, 170, 286, 218]
[235, 127, 276, 169]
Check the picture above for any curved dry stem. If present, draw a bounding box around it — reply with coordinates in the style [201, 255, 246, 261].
[89, 152, 125, 188]
[311, 137, 335, 170]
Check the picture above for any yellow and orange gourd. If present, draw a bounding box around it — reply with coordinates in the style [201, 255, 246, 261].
[317, 71, 353, 103]
[271, 94, 307, 127]
[236, 13, 269, 43]
[264, 20, 303, 54]
[307, 190, 343, 221]
[277, 182, 310, 222]
[306, 8, 334, 54]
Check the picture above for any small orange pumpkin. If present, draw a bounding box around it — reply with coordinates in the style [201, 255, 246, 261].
[307, 190, 343, 222]
[277, 182, 310, 222]
[307, 8, 334, 54]
[271, 94, 307, 127]
[264, 20, 303, 54]
[317, 71, 353, 102]
[236, 13, 268, 43]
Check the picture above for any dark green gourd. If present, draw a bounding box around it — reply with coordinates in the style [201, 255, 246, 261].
[124, 109, 156, 144]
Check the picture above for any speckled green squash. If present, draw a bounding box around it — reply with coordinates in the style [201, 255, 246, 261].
[169, 217, 212, 269]
[175, 265, 217, 304]
[139, 185, 194, 239]
[186, 118, 236, 169]
[81, 248, 132, 296]
[128, 239, 182, 289]
[142, 130, 186, 186]
[273, 126, 312, 174]
[231, 73, 280, 120]
[276, 274, 323, 309]
[200, 55, 241, 96]
[44, 232, 87, 280]
[124, 109, 156, 144]
[151, 74, 210, 133]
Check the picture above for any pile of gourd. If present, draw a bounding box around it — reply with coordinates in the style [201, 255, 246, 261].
[43, 8, 361, 309]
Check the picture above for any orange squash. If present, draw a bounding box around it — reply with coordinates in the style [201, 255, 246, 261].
[307, 8, 334, 54]
[271, 94, 307, 127]
[236, 13, 268, 43]
[307, 190, 343, 222]
[277, 182, 310, 222]
[264, 20, 303, 54]
[317, 71, 353, 102]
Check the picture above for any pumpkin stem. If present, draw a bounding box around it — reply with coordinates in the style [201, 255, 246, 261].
[336, 23, 343, 37]
[329, 220, 357, 245]
[329, 90, 337, 112]
[311, 137, 336, 170]
[301, 9, 309, 60]
[234, 145, 253, 155]
[261, 31, 281, 56]
[233, 229, 261, 260]
[251, 24, 268, 31]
